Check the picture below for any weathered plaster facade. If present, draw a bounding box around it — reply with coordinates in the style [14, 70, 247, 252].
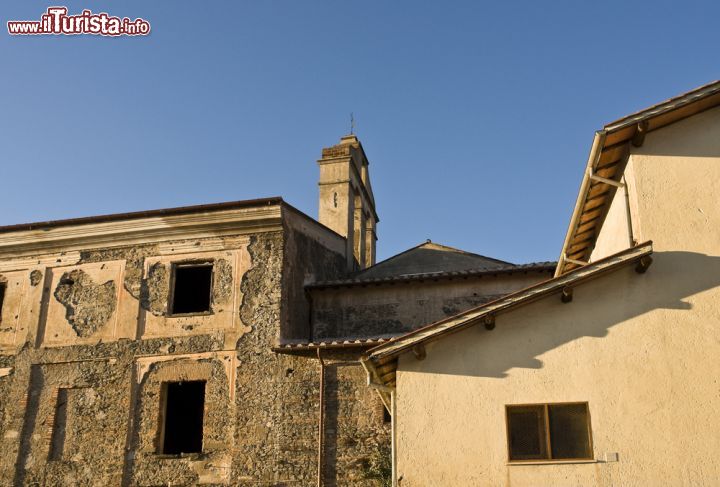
[0, 143, 397, 487]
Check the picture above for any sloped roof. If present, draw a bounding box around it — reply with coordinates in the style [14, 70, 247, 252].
[272, 335, 396, 353]
[362, 241, 653, 393]
[557, 80, 720, 276]
[306, 261, 556, 289]
[0, 197, 286, 234]
[354, 241, 512, 280]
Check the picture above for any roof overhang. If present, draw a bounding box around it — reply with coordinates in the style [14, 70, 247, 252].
[556, 80, 720, 276]
[362, 241, 653, 392]
[272, 336, 395, 354]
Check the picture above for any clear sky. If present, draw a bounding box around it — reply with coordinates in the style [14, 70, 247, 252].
[2, 1, 718, 264]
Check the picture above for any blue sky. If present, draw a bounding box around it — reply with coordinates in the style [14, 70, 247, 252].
[1, 1, 718, 263]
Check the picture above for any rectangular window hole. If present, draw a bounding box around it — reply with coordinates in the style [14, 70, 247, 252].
[0, 282, 6, 321]
[49, 388, 70, 461]
[170, 263, 213, 315]
[159, 380, 206, 455]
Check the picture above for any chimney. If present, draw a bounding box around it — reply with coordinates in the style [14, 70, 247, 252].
[317, 135, 378, 271]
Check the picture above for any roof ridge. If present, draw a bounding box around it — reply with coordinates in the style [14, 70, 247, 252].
[417, 241, 514, 266]
[604, 79, 720, 132]
[353, 240, 514, 279]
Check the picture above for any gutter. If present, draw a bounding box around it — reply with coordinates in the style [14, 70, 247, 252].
[555, 130, 607, 277]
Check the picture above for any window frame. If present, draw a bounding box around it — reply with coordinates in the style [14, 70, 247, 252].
[167, 260, 215, 317]
[505, 401, 594, 463]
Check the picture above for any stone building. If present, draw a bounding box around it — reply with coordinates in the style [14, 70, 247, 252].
[363, 80, 720, 486]
[0, 134, 552, 486]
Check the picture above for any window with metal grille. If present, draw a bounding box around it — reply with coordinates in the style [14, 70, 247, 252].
[506, 402, 592, 461]
[169, 262, 213, 315]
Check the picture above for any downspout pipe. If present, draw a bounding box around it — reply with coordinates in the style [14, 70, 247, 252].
[622, 175, 636, 246]
[317, 348, 325, 487]
[555, 130, 607, 277]
[361, 359, 398, 487]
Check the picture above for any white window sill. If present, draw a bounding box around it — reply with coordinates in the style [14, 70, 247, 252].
[507, 459, 598, 466]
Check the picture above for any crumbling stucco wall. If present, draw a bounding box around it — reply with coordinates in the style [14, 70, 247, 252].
[128, 354, 235, 485]
[282, 212, 347, 340]
[321, 357, 391, 486]
[0, 271, 30, 349]
[11, 359, 130, 486]
[53, 269, 117, 338]
[0, 214, 388, 486]
[223, 230, 388, 486]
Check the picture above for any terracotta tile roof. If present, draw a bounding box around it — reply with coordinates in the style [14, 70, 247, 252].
[306, 261, 556, 289]
[272, 336, 397, 352]
[557, 80, 720, 276]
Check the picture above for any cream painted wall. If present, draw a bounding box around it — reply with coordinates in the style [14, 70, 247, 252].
[394, 106, 720, 486]
[592, 105, 720, 261]
[397, 262, 720, 486]
[629, 106, 720, 254]
[588, 161, 634, 262]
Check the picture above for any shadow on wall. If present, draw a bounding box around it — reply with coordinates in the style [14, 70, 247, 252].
[13, 365, 44, 487]
[415, 251, 720, 379]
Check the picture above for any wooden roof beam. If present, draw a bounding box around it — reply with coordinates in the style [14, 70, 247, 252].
[483, 315, 495, 330]
[589, 170, 625, 189]
[631, 121, 650, 147]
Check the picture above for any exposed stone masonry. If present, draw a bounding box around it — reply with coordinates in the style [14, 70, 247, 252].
[0, 221, 389, 486]
[53, 269, 117, 338]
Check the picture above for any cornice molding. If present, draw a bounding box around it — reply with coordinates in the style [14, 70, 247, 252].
[0, 205, 283, 258]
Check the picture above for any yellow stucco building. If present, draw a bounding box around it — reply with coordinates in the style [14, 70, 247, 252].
[363, 81, 720, 486]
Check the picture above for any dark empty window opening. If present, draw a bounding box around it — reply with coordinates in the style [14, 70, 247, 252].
[0, 282, 5, 321]
[49, 388, 71, 461]
[506, 402, 592, 462]
[383, 407, 392, 423]
[160, 381, 206, 455]
[170, 263, 213, 315]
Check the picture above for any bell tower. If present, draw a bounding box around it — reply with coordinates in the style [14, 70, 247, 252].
[317, 135, 378, 270]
